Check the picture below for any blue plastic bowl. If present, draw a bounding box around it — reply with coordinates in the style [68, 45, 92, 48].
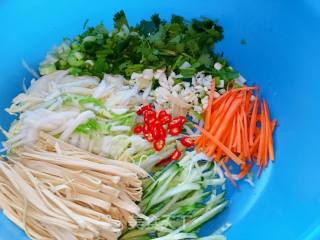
[1, 1, 320, 239]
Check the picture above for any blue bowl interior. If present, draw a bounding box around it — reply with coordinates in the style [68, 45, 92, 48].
[1, 1, 320, 239]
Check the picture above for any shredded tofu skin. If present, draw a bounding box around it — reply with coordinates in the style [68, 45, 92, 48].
[0, 133, 147, 240]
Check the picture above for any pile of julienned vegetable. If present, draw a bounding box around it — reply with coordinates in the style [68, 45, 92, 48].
[195, 86, 277, 187]
[120, 151, 228, 240]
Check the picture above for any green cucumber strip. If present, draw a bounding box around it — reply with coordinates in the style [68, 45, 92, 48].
[120, 229, 150, 240]
[153, 183, 201, 205]
[183, 201, 227, 233]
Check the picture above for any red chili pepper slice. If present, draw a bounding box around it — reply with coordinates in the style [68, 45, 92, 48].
[145, 117, 156, 125]
[168, 126, 182, 136]
[171, 149, 182, 160]
[158, 126, 166, 139]
[153, 139, 165, 151]
[177, 116, 187, 125]
[137, 104, 152, 115]
[144, 109, 156, 117]
[168, 117, 183, 128]
[143, 131, 154, 142]
[144, 110, 157, 125]
[154, 119, 161, 126]
[133, 125, 143, 134]
[169, 116, 187, 127]
[157, 157, 173, 167]
[158, 110, 167, 119]
[180, 137, 194, 148]
[142, 124, 149, 133]
[159, 114, 172, 125]
[152, 125, 166, 140]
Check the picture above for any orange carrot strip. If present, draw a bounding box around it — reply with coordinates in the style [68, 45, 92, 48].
[245, 90, 253, 113]
[221, 161, 238, 188]
[212, 97, 243, 147]
[210, 99, 241, 157]
[210, 93, 237, 134]
[242, 107, 250, 159]
[258, 100, 268, 167]
[196, 126, 244, 165]
[235, 113, 242, 153]
[250, 133, 260, 155]
[212, 86, 259, 108]
[257, 112, 264, 166]
[262, 101, 269, 167]
[228, 117, 237, 150]
[237, 163, 253, 180]
[215, 124, 232, 160]
[265, 103, 275, 161]
[249, 96, 259, 146]
[212, 91, 233, 108]
[207, 94, 238, 155]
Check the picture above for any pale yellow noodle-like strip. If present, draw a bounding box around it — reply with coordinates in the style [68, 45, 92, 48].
[0, 132, 148, 239]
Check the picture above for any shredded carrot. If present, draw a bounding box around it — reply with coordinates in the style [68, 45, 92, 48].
[196, 126, 244, 165]
[265, 102, 275, 161]
[221, 161, 237, 188]
[242, 107, 250, 159]
[250, 134, 260, 155]
[237, 163, 253, 180]
[262, 100, 269, 167]
[210, 97, 243, 153]
[195, 85, 276, 186]
[228, 117, 237, 150]
[249, 97, 259, 146]
[235, 113, 242, 152]
[257, 112, 264, 166]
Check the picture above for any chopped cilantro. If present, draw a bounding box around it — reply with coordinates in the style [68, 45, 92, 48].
[41, 11, 239, 85]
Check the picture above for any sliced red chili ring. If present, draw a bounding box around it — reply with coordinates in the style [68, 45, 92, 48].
[143, 131, 154, 142]
[159, 114, 172, 125]
[145, 116, 156, 125]
[168, 118, 183, 128]
[152, 125, 166, 140]
[177, 116, 187, 125]
[137, 104, 152, 115]
[133, 125, 143, 134]
[158, 126, 166, 139]
[158, 110, 167, 118]
[171, 149, 182, 160]
[180, 137, 194, 148]
[153, 139, 165, 151]
[144, 110, 157, 125]
[170, 116, 187, 126]
[144, 109, 156, 118]
[153, 119, 161, 126]
[168, 126, 182, 136]
[142, 124, 150, 133]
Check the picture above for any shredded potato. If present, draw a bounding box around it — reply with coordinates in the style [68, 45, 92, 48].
[0, 132, 148, 240]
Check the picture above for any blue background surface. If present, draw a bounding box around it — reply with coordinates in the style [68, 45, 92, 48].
[0, 0, 320, 239]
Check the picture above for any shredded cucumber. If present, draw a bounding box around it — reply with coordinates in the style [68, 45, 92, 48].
[122, 151, 228, 240]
